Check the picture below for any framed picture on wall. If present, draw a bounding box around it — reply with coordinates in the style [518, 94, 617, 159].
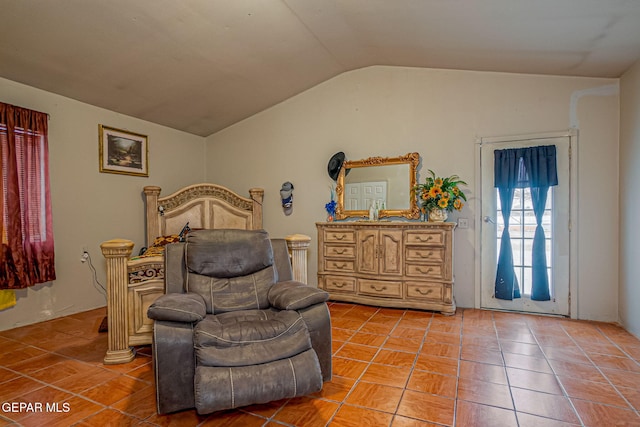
[98, 125, 149, 177]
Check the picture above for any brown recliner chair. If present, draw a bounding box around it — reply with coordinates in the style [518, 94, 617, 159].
[147, 229, 332, 415]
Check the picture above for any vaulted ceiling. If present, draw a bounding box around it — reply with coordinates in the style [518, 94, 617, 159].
[1, 1, 639, 136]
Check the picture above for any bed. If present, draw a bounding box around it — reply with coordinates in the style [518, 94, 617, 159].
[100, 183, 310, 364]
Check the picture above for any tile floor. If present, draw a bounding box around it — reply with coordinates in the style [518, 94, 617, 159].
[1, 302, 640, 426]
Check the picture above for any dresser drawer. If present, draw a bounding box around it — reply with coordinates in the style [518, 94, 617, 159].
[324, 229, 355, 243]
[405, 263, 444, 280]
[405, 282, 444, 302]
[324, 244, 355, 258]
[405, 230, 445, 246]
[358, 279, 402, 298]
[323, 275, 356, 293]
[324, 259, 356, 273]
[406, 247, 445, 263]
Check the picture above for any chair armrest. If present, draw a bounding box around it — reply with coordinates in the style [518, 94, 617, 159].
[268, 281, 329, 311]
[147, 293, 206, 323]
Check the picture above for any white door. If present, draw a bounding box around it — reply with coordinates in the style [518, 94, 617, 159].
[480, 133, 572, 315]
[345, 181, 387, 211]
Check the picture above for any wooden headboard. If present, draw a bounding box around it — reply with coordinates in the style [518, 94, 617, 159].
[142, 183, 264, 247]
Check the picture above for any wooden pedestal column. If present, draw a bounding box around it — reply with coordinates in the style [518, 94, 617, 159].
[285, 234, 311, 284]
[101, 239, 135, 365]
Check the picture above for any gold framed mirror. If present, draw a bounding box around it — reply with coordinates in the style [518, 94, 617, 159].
[335, 152, 420, 220]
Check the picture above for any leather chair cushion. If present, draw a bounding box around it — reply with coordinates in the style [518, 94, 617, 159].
[268, 281, 330, 310]
[186, 266, 275, 314]
[147, 293, 206, 323]
[194, 309, 312, 366]
[185, 229, 273, 278]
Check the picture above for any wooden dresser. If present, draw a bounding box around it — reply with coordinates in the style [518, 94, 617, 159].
[316, 221, 456, 315]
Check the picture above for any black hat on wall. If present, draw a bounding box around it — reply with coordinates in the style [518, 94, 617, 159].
[328, 152, 346, 181]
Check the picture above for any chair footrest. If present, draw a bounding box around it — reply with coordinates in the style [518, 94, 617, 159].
[194, 349, 322, 414]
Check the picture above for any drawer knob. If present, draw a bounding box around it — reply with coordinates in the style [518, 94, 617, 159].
[372, 284, 387, 292]
[417, 235, 434, 242]
[333, 262, 348, 269]
[334, 282, 346, 288]
[334, 234, 346, 240]
[334, 248, 346, 254]
[417, 267, 434, 274]
[416, 288, 433, 295]
[417, 251, 433, 258]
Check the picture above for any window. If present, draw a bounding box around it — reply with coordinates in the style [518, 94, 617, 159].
[0, 102, 56, 289]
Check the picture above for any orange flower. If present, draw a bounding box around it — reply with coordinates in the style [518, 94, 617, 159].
[428, 187, 441, 198]
[454, 199, 463, 210]
[438, 198, 449, 208]
[434, 178, 443, 187]
[421, 190, 428, 200]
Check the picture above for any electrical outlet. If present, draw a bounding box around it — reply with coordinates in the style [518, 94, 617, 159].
[80, 250, 89, 263]
[457, 218, 469, 229]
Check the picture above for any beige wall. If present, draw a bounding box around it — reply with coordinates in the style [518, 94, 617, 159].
[205, 66, 620, 322]
[0, 77, 205, 331]
[619, 59, 640, 337]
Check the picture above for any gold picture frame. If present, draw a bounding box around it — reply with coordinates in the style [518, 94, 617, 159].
[99, 125, 148, 177]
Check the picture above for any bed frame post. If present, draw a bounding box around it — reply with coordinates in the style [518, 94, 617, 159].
[249, 188, 264, 229]
[143, 186, 162, 247]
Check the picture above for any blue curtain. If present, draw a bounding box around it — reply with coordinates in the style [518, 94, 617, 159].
[494, 145, 558, 301]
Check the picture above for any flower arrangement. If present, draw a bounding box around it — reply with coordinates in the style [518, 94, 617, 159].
[415, 170, 467, 215]
[325, 184, 337, 221]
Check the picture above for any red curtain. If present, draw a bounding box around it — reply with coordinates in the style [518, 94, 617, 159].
[0, 102, 56, 289]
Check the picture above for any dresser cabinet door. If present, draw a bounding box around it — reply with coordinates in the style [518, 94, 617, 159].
[357, 230, 378, 274]
[379, 230, 403, 275]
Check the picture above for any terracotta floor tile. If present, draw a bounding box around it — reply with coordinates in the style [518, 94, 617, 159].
[506, 367, 563, 395]
[589, 353, 640, 372]
[426, 331, 462, 345]
[273, 396, 339, 427]
[397, 389, 455, 426]
[74, 408, 141, 426]
[455, 400, 517, 427]
[391, 415, 441, 427]
[390, 325, 428, 341]
[332, 327, 355, 342]
[310, 375, 356, 401]
[0, 375, 44, 402]
[516, 411, 581, 427]
[541, 345, 591, 364]
[421, 342, 460, 359]
[201, 410, 268, 427]
[618, 386, 640, 411]
[461, 345, 504, 366]
[348, 331, 387, 347]
[359, 321, 395, 336]
[335, 342, 379, 362]
[601, 367, 640, 389]
[345, 381, 403, 413]
[511, 387, 580, 424]
[330, 404, 394, 426]
[1, 304, 639, 426]
[549, 359, 608, 383]
[361, 363, 412, 388]
[384, 336, 423, 353]
[503, 352, 553, 374]
[500, 340, 544, 357]
[414, 353, 459, 376]
[81, 375, 150, 406]
[373, 349, 417, 367]
[458, 362, 509, 389]
[559, 375, 630, 408]
[54, 365, 120, 393]
[407, 370, 457, 398]
[457, 377, 513, 409]
[332, 357, 369, 379]
[572, 399, 640, 427]
[110, 384, 158, 419]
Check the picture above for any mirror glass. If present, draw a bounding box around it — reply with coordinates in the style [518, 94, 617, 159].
[336, 152, 420, 219]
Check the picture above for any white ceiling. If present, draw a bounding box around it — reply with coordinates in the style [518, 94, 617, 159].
[1, 1, 639, 136]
